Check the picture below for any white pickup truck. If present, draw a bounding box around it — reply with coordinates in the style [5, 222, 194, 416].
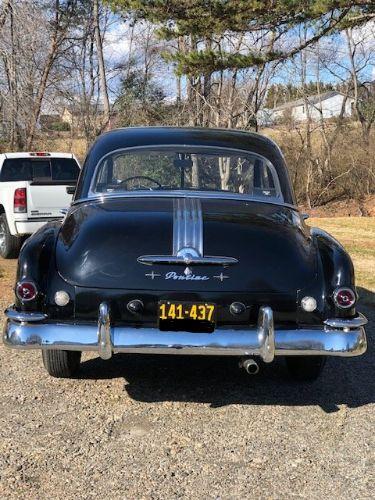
[0, 152, 80, 258]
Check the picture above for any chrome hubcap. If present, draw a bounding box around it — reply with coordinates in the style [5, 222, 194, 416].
[0, 222, 6, 252]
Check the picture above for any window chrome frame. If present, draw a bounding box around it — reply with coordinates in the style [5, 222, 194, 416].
[87, 144, 284, 203]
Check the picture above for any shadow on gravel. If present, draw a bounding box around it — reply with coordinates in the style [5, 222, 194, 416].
[78, 300, 374, 414]
[357, 287, 375, 307]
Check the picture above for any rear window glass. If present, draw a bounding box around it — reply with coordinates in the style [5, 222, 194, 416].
[51, 158, 80, 181]
[92, 147, 282, 200]
[0, 158, 80, 182]
[32, 160, 50, 179]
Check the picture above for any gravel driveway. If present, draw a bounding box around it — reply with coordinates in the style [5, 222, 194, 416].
[0, 257, 374, 499]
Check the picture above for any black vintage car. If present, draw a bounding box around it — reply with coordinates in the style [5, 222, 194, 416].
[4, 127, 367, 381]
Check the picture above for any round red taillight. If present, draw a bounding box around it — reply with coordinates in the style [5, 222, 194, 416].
[16, 281, 37, 302]
[333, 287, 356, 309]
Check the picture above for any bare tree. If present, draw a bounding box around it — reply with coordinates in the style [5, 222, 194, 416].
[93, 0, 110, 129]
[345, 27, 375, 146]
[26, 0, 64, 148]
[0, 0, 11, 31]
[0, 1, 80, 149]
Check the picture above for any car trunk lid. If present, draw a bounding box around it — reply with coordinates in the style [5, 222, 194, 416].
[56, 197, 317, 293]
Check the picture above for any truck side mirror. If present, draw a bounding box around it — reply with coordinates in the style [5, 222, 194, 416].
[66, 186, 75, 195]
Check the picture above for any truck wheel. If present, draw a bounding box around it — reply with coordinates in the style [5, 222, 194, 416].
[42, 350, 81, 378]
[0, 214, 22, 259]
[285, 356, 326, 382]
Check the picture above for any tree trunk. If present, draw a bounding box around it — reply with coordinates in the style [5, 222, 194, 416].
[219, 157, 231, 190]
[93, 0, 110, 130]
[345, 29, 371, 146]
[191, 154, 200, 188]
[9, 2, 17, 148]
[0, 0, 11, 31]
[26, 0, 61, 149]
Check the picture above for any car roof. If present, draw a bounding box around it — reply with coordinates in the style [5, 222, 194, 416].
[88, 126, 281, 157]
[76, 127, 295, 205]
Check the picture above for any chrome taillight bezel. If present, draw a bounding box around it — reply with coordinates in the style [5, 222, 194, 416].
[16, 281, 38, 302]
[333, 287, 357, 309]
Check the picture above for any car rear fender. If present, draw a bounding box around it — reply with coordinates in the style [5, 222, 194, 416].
[15, 221, 68, 311]
[311, 227, 355, 317]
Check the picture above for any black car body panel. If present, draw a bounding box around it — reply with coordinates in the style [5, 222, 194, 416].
[14, 128, 355, 325]
[56, 198, 316, 293]
[6, 127, 367, 372]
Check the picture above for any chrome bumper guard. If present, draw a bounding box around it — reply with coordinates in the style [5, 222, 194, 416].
[3, 304, 367, 362]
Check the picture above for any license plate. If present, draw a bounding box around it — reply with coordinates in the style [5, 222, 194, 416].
[159, 301, 216, 322]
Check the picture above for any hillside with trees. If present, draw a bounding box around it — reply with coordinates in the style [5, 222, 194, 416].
[0, 0, 373, 209]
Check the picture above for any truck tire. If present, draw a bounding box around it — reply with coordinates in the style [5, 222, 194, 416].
[42, 350, 82, 378]
[285, 356, 326, 382]
[0, 214, 22, 259]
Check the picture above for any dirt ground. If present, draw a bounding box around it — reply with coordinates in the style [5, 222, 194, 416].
[0, 219, 374, 500]
[301, 195, 375, 218]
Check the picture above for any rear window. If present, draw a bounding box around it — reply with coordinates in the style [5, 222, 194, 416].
[0, 158, 80, 183]
[92, 147, 282, 201]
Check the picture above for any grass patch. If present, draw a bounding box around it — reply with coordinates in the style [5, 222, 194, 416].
[309, 217, 375, 303]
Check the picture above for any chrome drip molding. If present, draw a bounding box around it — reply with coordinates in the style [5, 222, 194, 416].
[4, 305, 367, 361]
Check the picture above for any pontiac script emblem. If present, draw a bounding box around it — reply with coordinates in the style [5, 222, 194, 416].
[165, 271, 209, 281]
[145, 271, 210, 281]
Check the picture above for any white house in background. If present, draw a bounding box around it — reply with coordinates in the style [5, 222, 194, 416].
[269, 90, 355, 123]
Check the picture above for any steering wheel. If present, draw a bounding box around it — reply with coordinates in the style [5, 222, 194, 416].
[120, 176, 162, 190]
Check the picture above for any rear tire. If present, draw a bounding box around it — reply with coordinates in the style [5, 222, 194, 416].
[42, 350, 81, 378]
[0, 214, 22, 259]
[285, 356, 326, 382]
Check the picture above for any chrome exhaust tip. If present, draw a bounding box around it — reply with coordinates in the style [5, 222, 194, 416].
[240, 358, 260, 375]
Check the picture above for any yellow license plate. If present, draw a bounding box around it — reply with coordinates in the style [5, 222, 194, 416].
[159, 301, 216, 322]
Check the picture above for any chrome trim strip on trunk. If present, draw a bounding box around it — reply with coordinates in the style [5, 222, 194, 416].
[4, 306, 367, 361]
[137, 195, 238, 267]
[173, 197, 203, 256]
[137, 255, 238, 266]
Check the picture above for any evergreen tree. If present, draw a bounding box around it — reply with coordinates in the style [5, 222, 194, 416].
[107, 1, 374, 76]
[115, 67, 167, 126]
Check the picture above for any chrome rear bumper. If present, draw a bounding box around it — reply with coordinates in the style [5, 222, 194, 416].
[3, 304, 367, 362]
